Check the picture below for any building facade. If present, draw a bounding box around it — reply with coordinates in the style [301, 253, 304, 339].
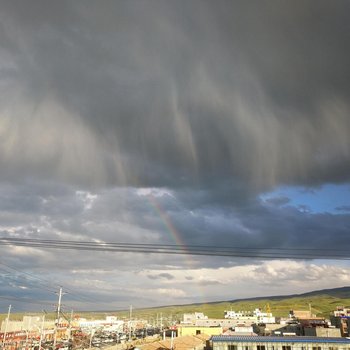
[178, 325, 222, 337]
[211, 336, 350, 350]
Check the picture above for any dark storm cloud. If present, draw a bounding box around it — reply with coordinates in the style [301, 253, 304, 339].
[1, 0, 350, 310]
[336, 206, 350, 212]
[0, 0, 349, 190]
[264, 196, 291, 207]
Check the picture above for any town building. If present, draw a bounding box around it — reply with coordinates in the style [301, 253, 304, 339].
[303, 327, 341, 337]
[211, 335, 350, 350]
[223, 326, 257, 336]
[224, 309, 275, 324]
[140, 334, 209, 350]
[77, 316, 124, 331]
[330, 307, 350, 337]
[0, 316, 55, 333]
[177, 325, 222, 337]
[182, 308, 276, 331]
[183, 313, 208, 324]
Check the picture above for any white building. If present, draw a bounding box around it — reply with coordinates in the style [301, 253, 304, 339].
[78, 316, 124, 332]
[182, 313, 208, 324]
[224, 309, 275, 324]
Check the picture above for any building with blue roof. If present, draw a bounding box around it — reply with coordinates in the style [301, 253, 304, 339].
[211, 335, 350, 350]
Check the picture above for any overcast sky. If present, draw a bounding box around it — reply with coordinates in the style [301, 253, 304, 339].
[1, 0, 350, 313]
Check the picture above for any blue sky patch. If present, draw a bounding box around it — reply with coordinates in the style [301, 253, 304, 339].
[260, 184, 350, 214]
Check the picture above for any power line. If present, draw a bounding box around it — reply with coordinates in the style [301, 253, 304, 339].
[0, 295, 55, 306]
[0, 237, 348, 260]
[0, 261, 101, 305]
[0, 265, 58, 294]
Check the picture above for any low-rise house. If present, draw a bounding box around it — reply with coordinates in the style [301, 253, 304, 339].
[140, 335, 209, 350]
[211, 335, 350, 350]
[304, 327, 341, 337]
[183, 313, 208, 324]
[223, 326, 257, 337]
[224, 309, 275, 324]
[330, 307, 350, 337]
[177, 325, 222, 337]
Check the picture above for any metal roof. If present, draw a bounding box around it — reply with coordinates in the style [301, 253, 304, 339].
[211, 336, 350, 344]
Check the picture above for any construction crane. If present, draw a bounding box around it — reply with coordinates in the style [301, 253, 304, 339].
[265, 303, 271, 314]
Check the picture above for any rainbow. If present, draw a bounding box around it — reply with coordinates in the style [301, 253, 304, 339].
[147, 194, 187, 249]
[146, 194, 207, 302]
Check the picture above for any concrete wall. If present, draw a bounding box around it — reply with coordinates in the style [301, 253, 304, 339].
[178, 326, 222, 337]
[304, 327, 341, 337]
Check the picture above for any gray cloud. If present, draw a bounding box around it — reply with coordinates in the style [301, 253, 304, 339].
[336, 206, 350, 212]
[264, 196, 291, 207]
[147, 273, 175, 281]
[0, 0, 349, 190]
[0, 0, 350, 311]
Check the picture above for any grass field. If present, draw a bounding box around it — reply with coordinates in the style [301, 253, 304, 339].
[1, 287, 350, 325]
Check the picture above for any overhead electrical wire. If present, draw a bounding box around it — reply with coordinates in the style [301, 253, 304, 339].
[0, 237, 347, 260]
[0, 261, 102, 306]
[0, 295, 92, 313]
[0, 236, 346, 311]
[0, 295, 56, 306]
[0, 264, 59, 295]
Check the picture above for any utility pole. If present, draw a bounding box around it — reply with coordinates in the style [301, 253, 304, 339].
[53, 287, 64, 349]
[25, 317, 32, 350]
[3, 304, 11, 349]
[170, 331, 175, 350]
[39, 313, 45, 350]
[68, 310, 73, 344]
[89, 327, 94, 349]
[129, 305, 132, 340]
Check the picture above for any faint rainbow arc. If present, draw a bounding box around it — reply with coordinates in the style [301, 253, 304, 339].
[147, 195, 187, 249]
[145, 194, 206, 303]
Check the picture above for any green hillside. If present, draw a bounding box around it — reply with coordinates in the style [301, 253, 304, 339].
[115, 286, 350, 322]
[2, 287, 350, 325]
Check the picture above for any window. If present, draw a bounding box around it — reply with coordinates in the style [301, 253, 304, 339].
[282, 346, 291, 350]
[228, 346, 237, 350]
[312, 347, 321, 350]
[257, 346, 266, 350]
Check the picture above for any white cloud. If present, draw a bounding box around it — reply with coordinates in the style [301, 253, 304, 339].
[152, 288, 186, 298]
[136, 188, 175, 198]
[76, 191, 98, 210]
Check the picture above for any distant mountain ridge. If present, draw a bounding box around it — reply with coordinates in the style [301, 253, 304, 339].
[230, 286, 350, 303]
[76, 286, 350, 318]
[143, 286, 350, 309]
